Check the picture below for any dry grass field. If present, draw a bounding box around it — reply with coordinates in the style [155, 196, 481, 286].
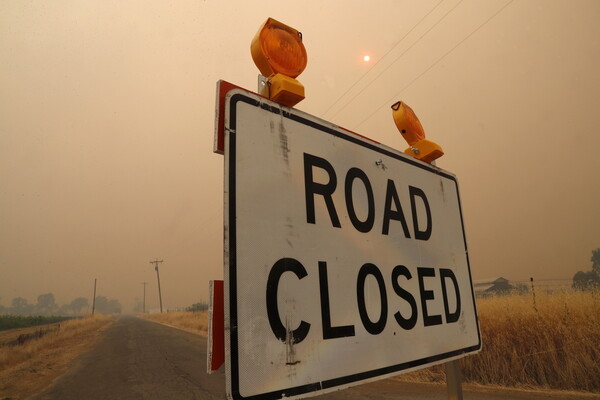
[142, 311, 208, 337]
[148, 291, 600, 393]
[0, 314, 114, 399]
[399, 290, 600, 393]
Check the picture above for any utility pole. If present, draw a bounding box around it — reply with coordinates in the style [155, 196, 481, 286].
[92, 278, 97, 315]
[149, 259, 164, 313]
[142, 282, 147, 313]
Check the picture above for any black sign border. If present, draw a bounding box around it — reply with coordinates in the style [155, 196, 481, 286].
[226, 92, 481, 400]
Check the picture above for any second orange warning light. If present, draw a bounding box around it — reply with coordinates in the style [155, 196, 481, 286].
[391, 101, 444, 164]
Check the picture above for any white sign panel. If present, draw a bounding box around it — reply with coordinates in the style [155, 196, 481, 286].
[222, 88, 481, 400]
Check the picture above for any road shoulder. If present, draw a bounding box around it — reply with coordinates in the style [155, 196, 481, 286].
[0, 316, 114, 400]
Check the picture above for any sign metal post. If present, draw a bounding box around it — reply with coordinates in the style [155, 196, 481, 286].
[445, 359, 464, 400]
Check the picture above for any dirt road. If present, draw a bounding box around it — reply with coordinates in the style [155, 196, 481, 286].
[31, 316, 600, 400]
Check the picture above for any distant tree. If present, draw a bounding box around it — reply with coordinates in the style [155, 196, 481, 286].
[93, 296, 108, 314]
[572, 248, 600, 290]
[573, 270, 599, 290]
[592, 248, 600, 275]
[57, 298, 87, 316]
[69, 297, 89, 315]
[36, 293, 58, 316]
[11, 297, 33, 315]
[107, 299, 122, 314]
[94, 296, 122, 314]
[186, 302, 208, 312]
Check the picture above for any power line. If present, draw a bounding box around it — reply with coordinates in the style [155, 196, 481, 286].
[353, 0, 515, 130]
[328, 0, 464, 121]
[321, 0, 445, 118]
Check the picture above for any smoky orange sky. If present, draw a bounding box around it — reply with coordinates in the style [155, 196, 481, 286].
[1, 0, 599, 312]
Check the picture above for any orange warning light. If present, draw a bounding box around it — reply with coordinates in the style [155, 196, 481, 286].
[391, 101, 444, 164]
[251, 18, 307, 107]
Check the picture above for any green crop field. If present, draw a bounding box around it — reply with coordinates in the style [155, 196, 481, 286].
[0, 315, 73, 331]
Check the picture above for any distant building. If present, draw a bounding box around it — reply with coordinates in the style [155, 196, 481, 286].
[473, 277, 513, 297]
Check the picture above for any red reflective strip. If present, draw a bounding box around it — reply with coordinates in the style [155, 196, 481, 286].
[215, 81, 243, 154]
[209, 280, 224, 371]
[214, 80, 379, 152]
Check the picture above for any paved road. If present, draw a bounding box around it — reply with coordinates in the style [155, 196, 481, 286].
[32, 316, 223, 400]
[31, 316, 599, 400]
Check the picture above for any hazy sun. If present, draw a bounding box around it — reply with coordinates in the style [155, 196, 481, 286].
[363, 55, 371, 62]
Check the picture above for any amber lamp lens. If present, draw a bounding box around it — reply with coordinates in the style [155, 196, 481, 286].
[403, 103, 426, 141]
[259, 24, 307, 78]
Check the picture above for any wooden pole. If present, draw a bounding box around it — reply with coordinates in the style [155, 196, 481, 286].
[142, 282, 147, 313]
[149, 259, 164, 313]
[91, 278, 97, 315]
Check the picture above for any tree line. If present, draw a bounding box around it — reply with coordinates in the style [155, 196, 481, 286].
[186, 301, 208, 312]
[0, 293, 122, 316]
[572, 248, 600, 290]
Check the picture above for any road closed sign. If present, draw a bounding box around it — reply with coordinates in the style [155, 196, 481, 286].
[219, 83, 481, 400]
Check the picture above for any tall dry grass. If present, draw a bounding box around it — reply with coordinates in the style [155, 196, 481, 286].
[141, 292, 600, 392]
[463, 290, 600, 392]
[142, 311, 208, 336]
[0, 314, 112, 372]
[400, 290, 600, 392]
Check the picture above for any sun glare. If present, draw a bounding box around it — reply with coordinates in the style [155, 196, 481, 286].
[363, 55, 371, 62]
